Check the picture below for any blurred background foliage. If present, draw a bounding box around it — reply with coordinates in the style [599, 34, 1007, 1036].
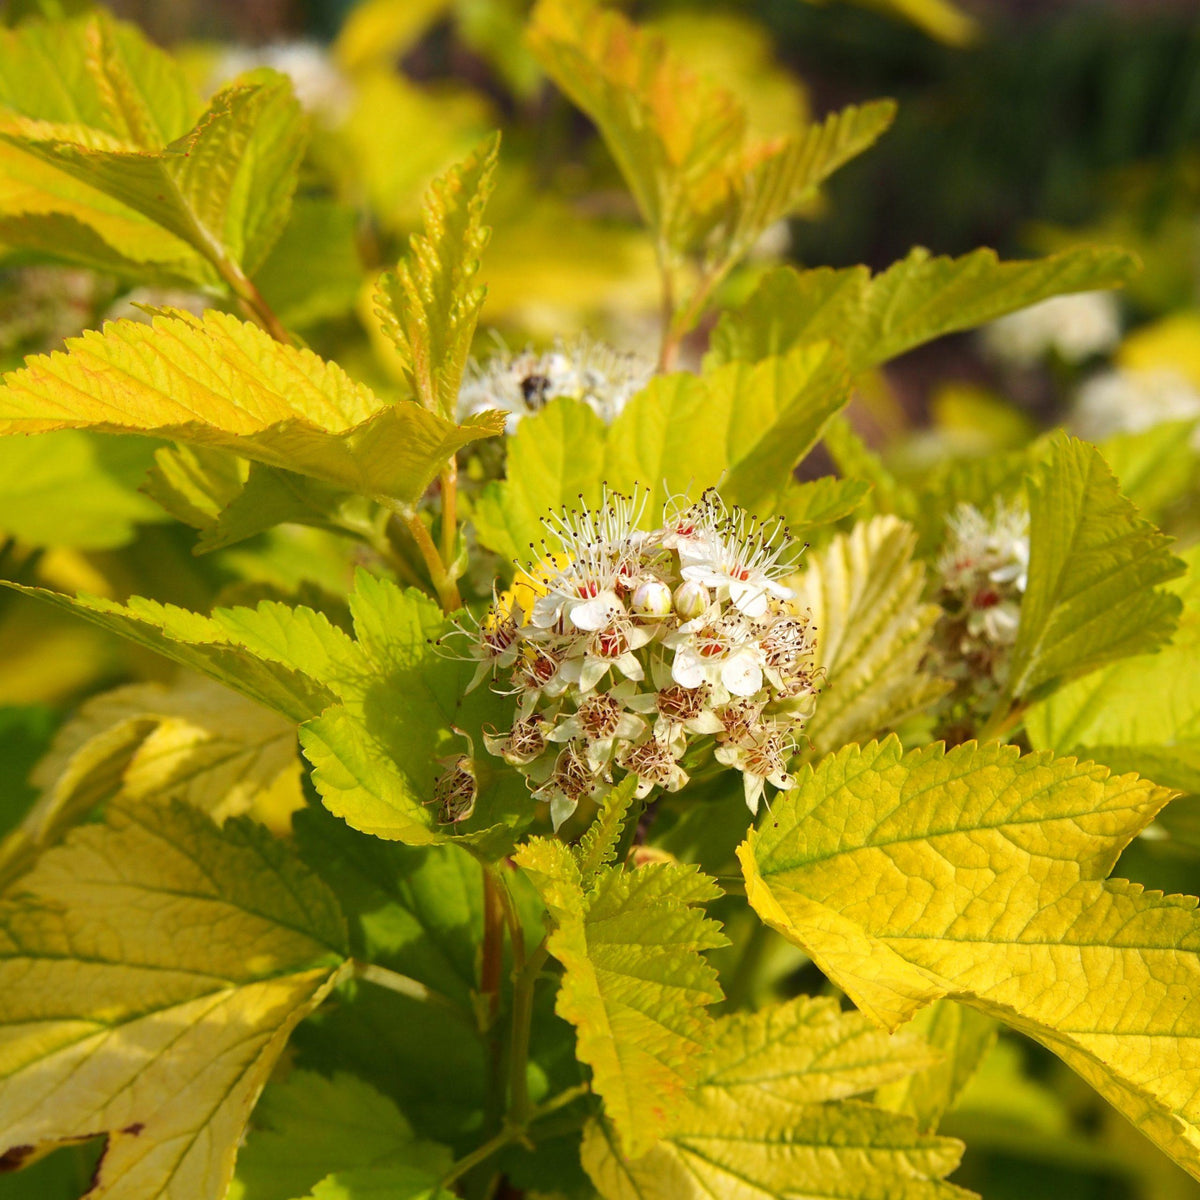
[2, 0, 1200, 1196]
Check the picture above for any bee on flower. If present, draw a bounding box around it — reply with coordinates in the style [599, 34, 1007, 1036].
[457, 335, 654, 432]
[451, 487, 820, 827]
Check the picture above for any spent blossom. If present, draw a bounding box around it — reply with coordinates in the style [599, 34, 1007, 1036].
[934, 500, 1030, 696]
[458, 335, 654, 432]
[449, 489, 820, 828]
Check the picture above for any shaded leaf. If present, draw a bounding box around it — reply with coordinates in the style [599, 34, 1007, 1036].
[790, 515, 947, 755]
[231, 1070, 450, 1200]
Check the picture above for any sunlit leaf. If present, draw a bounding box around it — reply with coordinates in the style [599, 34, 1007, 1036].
[874, 1001, 998, 1134]
[374, 135, 498, 417]
[0, 676, 301, 888]
[514, 838, 727, 1157]
[738, 737, 1200, 1178]
[0, 799, 349, 1200]
[0, 309, 503, 501]
[582, 996, 965, 1200]
[1009, 435, 1185, 700]
[709, 247, 1139, 374]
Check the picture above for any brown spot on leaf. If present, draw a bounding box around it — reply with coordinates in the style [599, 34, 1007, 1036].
[122, 1123, 144, 1136]
[0, 1145, 35, 1172]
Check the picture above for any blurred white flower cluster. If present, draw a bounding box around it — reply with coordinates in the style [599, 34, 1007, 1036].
[453, 490, 820, 827]
[1072, 367, 1200, 443]
[457, 336, 654, 433]
[982, 291, 1121, 367]
[216, 41, 353, 124]
[935, 500, 1029, 680]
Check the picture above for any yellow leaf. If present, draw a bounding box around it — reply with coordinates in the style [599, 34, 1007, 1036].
[514, 839, 727, 1158]
[0, 676, 301, 888]
[737, 737, 1200, 1179]
[0, 308, 503, 501]
[0, 800, 348, 1200]
[790, 516, 947, 755]
[581, 996, 967, 1200]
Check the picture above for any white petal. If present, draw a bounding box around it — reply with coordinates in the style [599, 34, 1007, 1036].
[569, 590, 623, 631]
[721, 650, 763, 697]
[671, 646, 707, 689]
[728, 578, 769, 618]
[531, 594, 564, 628]
[578, 656, 609, 691]
[742, 771, 765, 815]
[550, 793, 579, 831]
[613, 652, 645, 682]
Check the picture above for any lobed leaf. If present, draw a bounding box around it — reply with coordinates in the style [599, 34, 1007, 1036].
[514, 839, 727, 1157]
[874, 1000, 998, 1134]
[529, 0, 891, 273]
[374, 135, 499, 417]
[1026, 545, 1200, 792]
[737, 737, 1200, 1178]
[230, 1070, 450, 1200]
[582, 995, 966, 1200]
[1009, 435, 1185, 699]
[574, 776, 640, 886]
[709, 246, 1139, 374]
[0, 309, 504, 502]
[0, 676, 301, 888]
[0, 800, 348, 1200]
[789, 515, 947, 755]
[473, 344, 851, 566]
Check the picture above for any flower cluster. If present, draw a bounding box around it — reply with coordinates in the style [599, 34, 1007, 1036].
[457, 336, 654, 433]
[452, 490, 820, 828]
[934, 499, 1030, 684]
[1072, 366, 1200, 445]
[981, 291, 1120, 367]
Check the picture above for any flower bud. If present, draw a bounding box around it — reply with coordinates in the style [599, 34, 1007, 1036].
[673, 580, 708, 620]
[632, 579, 672, 617]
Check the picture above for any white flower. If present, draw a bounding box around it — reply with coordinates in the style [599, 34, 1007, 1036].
[1072, 367, 1200, 443]
[466, 487, 820, 816]
[982, 291, 1121, 367]
[458, 335, 654, 431]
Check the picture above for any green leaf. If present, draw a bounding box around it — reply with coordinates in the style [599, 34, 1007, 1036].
[0, 583, 344, 722]
[254, 196, 364, 330]
[790, 515, 947, 755]
[581, 996, 965, 1199]
[874, 1001, 998, 1134]
[574, 777, 639, 886]
[231, 1070, 450, 1200]
[300, 1169, 453, 1200]
[0, 676, 301, 889]
[776, 475, 871, 542]
[0, 799, 348, 1200]
[0, 309, 504, 501]
[709, 246, 1139, 374]
[1096, 421, 1200, 522]
[0, 12, 209, 281]
[289, 809, 495, 1144]
[514, 839, 728, 1157]
[1009, 435, 1185, 700]
[2, 74, 304, 278]
[0, 704, 56, 840]
[529, 0, 891, 268]
[473, 396, 607, 565]
[737, 737, 1200, 1179]
[374, 135, 498, 418]
[474, 345, 851, 564]
[0, 430, 165, 548]
[1026, 547, 1200, 791]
